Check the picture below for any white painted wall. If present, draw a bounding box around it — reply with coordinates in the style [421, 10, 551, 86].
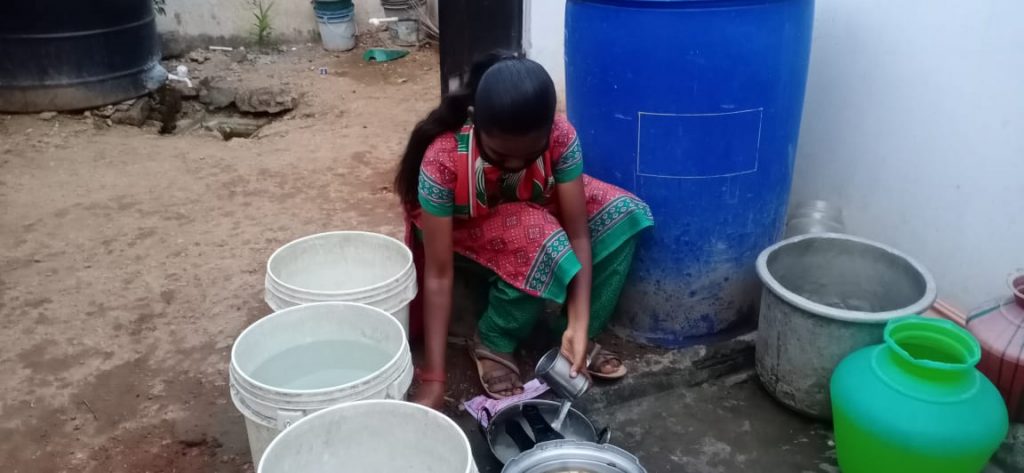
[526, 0, 1024, 309]
[156, 0, 384, 42]
[792, 0, 1024, 310]
[524, 0, 567, 95]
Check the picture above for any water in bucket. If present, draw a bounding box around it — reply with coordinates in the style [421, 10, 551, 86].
[249, 339, 392, 390]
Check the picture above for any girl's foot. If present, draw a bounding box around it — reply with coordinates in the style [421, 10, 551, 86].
[586, 342, 627, 380]
[411, 369, 447, 410]
[412, 380, 446, 410]
[471, 342, 524, 398]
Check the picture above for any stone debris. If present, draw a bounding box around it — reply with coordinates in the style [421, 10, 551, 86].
[235, 86, 297, 114]
[187, 49, 210, 64]
[94, 105, 115, 118]
[206, 116, 270, 140]
[197, 77, 237, 110]
[78, 46, 300, 135]
[111, 97, 152, 127]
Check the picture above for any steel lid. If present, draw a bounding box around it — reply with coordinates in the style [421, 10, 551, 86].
[501, 440, 646, 473]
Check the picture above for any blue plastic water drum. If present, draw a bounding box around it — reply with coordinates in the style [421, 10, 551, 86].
[566, 0, 815, 346]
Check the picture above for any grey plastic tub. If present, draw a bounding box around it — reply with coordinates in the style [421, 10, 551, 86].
[754, 233, 936, 419]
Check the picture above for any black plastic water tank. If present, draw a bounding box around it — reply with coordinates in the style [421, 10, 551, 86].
[0, 0, 166, 112]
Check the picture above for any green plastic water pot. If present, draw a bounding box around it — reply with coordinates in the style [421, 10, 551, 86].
[831, 317, 1008, 472]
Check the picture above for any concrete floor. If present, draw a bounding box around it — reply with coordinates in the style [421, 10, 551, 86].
[588, 372, 836, 473]
[458, 335, 1020, 473]
[461, 371, 838, 473]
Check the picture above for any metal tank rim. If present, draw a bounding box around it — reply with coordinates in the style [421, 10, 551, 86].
[755, 232, 938, 324]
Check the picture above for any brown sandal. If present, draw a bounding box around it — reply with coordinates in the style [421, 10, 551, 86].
[470, 343, 524, 399]
[586, 343, 627, 380]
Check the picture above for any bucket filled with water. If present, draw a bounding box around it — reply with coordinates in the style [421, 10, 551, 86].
[265, 231, 417, 334]
[229, 302, 413, 463]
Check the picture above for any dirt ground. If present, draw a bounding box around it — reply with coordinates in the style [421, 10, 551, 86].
[0, 44, 440, 473]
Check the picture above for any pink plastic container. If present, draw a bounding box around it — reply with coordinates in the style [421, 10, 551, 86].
[966, 271, 1024, 421]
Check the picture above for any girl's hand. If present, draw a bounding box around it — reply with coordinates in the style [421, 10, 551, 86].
[560, 326, 589, 377]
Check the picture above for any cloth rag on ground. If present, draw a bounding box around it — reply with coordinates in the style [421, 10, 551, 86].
[463, 379, 550, 428]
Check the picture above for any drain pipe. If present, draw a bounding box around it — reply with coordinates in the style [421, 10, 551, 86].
[928, 299, 967, 326]
[369, 17, 400, 26]
[930, 271, 1024, 327]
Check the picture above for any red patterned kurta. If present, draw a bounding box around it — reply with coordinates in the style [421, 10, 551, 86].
[405, 114, 653, 336]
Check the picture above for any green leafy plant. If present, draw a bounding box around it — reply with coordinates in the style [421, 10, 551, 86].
[250, 0, 274, 48]
[153, 0, 167, 15]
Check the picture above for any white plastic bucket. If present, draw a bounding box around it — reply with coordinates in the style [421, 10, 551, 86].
[229, 302, 413, 464]
[265, 231, 416, 334]
[316, 12, 356, 52]
[258, 400, 478, 473]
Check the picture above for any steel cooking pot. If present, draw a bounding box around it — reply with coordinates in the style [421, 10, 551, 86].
[484, 399, 602, 464]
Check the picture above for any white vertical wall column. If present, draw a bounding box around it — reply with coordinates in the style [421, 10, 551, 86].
[792, 0, 1024, 309]
[524, 0, 567, 96]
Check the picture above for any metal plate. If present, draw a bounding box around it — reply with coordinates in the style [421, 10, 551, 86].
[501, 440, 647, 473]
